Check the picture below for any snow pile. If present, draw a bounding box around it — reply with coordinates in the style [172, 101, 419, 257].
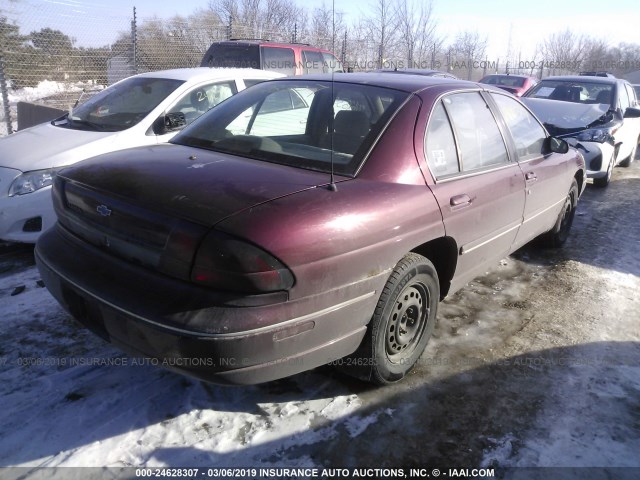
[6, 80, 82, 104]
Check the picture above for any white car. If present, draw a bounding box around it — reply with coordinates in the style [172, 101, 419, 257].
[523, 75, 640, 187]
[0, 68, 283, 243]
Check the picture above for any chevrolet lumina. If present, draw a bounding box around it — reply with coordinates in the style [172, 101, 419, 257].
[523, 75, 640, 187]
[0, 68, 282, 243]
[36, 74, 586, 385]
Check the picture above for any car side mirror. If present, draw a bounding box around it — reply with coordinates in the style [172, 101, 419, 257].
[623, 107, 640, 118]
[152, 112, 187, 135]
[546, 136, 569, 154]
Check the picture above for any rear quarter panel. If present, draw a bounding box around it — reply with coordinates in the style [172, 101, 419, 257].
[217, 95, 446, 300]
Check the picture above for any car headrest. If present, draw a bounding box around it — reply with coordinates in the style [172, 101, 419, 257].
[334, 110, 369, 137]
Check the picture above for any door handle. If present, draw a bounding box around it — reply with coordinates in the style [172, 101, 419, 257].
[525, 172, 537, 182]
[450, 194, 472, 207]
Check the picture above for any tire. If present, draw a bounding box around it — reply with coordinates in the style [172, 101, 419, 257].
[540, 179, 579, 248]
[619, 135, 639, 168]
[346, 253, 439, 385]
[593, 153, 614, 188]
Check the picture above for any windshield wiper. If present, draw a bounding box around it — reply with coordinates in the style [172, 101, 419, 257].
[51, 112, 69, 126]
[67, 117, 106, 131]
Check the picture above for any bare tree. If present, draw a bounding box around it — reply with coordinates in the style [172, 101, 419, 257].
[182, 8, 227, 54]
[363, 0, 398, 68]
[541, 29, 589, 75]
[395, 0, 438, 69]
[208, 0, 303, 42]
[307, 3, 344, 52]
[451, 30, 488, 80]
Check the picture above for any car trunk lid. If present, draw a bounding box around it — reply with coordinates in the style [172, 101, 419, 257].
[59, 143, 338, 226]
[54, 144, 341, 281]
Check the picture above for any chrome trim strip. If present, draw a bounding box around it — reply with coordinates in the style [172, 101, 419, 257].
[522, 197, 565, 225]
[435, 162, 518, 183]
[460, 221, 521, 255]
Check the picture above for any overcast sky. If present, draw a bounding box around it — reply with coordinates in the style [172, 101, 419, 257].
[6, 0, 640, 59]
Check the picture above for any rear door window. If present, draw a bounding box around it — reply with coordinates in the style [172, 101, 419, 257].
[303, 50, 326, 74]
[322, 53, 343, 73]
[168, 81, 237, 125]
[261, 47, 295, 75]
[424, 102, 460, 178]
[443, 92, 509, 171]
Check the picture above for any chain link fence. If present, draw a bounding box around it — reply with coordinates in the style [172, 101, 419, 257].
[0, 1, 520, 137]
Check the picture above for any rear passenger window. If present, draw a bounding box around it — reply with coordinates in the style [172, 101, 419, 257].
[260, 89, 299, 114]
[443, 92, 509, 171]
[322, 53, 342, 73]
[425, 102, 460, 177]
[261, 47, 295, 76]
[168, 81, 237, 125]
[491, 93, 546, 161]
[303, 50, 326, 74]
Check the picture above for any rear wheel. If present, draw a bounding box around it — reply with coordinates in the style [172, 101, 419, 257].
[540, 179, 579, 248]
[359, 253, 439, 385]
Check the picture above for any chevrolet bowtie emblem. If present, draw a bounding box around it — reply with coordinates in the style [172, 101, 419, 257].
[96, 205, 112, 217]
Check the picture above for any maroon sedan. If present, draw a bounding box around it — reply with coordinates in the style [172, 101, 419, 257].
[36, 74, 585, 385]
[479, 74, 538, 97]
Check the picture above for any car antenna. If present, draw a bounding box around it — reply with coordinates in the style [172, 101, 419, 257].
[327, 0, 338, 192]
[73, 88, 86, 109]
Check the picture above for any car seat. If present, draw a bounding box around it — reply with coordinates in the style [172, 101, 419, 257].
[595, 90, 611, 105]
[329, 110, 370, 155]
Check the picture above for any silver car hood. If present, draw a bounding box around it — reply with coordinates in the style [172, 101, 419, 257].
[0, 122, 120, 172]
[522, 98, 610, 129]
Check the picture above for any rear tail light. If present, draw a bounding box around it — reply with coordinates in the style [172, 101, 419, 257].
[191, 231, 294, 293]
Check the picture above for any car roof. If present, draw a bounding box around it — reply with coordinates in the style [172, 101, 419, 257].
[482, 73, 532, 79]
[269, 72, 475, 93]
[132, 67, 283, 83]
[372, 68, 454, 76]
[210, 40, 334, 53]
[540, 75, 619, 85]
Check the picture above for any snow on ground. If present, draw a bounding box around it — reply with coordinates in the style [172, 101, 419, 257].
[1, 80, 104, 137]
[0, 263, 376, 468]
[0, 164, 639, 474]
[5, 80, 83, 105]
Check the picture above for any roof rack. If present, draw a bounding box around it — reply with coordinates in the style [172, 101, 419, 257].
[229, 38, 271, 42]
[579, 71, 616, 78]
[227, 38, 311, 46]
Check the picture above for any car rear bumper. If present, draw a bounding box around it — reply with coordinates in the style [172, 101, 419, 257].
[35, 225, 380, 384]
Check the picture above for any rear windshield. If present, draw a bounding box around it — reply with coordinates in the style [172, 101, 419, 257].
[201, 44, 260, 69]
[172, 80, 410, 176]
[526, 80, 614, 106]
[481, 75, 526, 87]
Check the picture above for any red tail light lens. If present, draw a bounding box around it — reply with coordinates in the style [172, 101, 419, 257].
[191, 231, 294, 293]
